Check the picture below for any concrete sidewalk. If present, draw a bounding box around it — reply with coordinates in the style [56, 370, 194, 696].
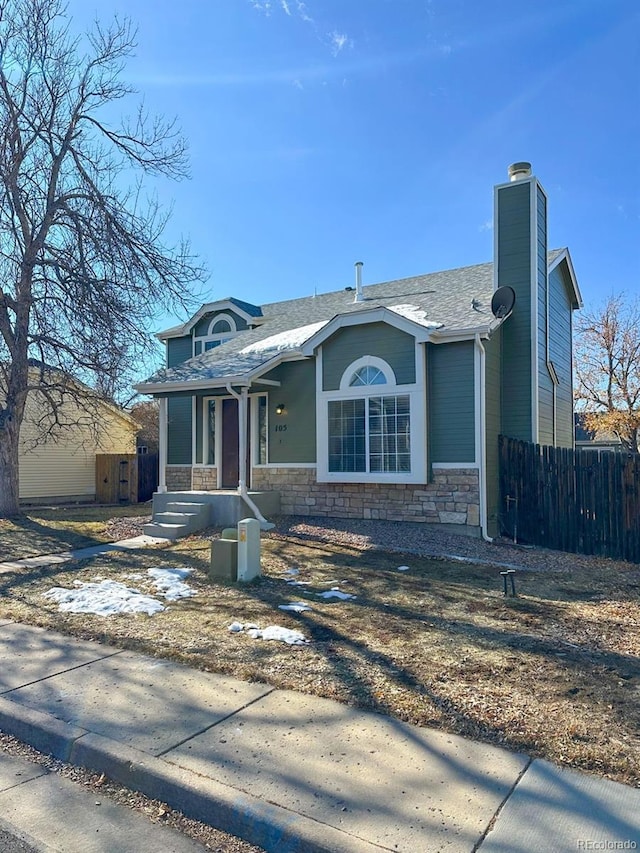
[0, 749, 208, 852]
[0, 621, 638, 853]
[0, 535, 169, 575]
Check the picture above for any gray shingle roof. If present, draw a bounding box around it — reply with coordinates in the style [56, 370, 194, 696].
[138, 251, 569, 391]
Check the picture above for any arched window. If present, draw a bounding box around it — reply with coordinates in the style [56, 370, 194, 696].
[211, 318, 232, 335]
[339, 356, 396, 390]
[349, 365, 386, 386]
[193, 313, 238, 355]
[329, 357, 411, 475]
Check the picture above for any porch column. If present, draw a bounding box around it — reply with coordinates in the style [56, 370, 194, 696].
[158, 396, 168, 493]
[238, 387, 248, 492]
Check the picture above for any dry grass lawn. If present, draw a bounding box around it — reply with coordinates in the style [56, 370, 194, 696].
[0, 505, 149, 560]
[1, 515, 638, 789]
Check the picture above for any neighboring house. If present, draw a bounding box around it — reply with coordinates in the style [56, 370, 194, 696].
[574, 413, 624, 453]
[130, 400, 160, 455]
[135, 163, 582, 538]
[15, 370, 138, 504]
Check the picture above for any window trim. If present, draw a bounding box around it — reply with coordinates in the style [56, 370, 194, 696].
[317, 348, 426, 484]
[193, 313, 238, 357]
[339, 355, 396, 390]
[251, 393, 269, 467]
[201, 396, 219, 467]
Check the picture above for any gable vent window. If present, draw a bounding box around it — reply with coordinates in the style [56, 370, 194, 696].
[194, 314, 238, 356]
[349, 365, 387, 387]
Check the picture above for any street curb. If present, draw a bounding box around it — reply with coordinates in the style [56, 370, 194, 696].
[0, 696, 88, 763]
[0, 698, 381, 853]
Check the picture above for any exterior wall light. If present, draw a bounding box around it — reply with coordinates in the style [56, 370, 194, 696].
[275, 403, 285, 415]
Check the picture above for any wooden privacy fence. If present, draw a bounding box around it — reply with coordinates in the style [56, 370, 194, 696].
[137, 452, 159, 502]
[499, 436, 640, 563]
[96, 453, 159, 504]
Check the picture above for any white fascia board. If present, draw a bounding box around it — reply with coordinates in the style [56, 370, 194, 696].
[156, 299, 264, 341]
[429, 325, 492, 343]
[133, 352, 309, 395]
[300, 307, 433, 355]
[134, 376, 251, 395]
[548, 249, 583, 309]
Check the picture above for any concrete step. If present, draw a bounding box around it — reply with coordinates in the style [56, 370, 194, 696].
[166, 501, 209, 516]
[142, 522, 189, 540]
[156, 511, 201, 525]
[146, 501, 212, 541]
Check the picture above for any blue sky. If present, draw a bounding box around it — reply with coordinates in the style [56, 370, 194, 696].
[72, 0, 639, 343]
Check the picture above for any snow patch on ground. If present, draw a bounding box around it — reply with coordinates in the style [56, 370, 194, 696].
[278, 602, 313, 612]
[397, 565, 410, 572]
[43, 580, 165, 616]
[316, 587, 356, 600]
[228, 621, 308, 645]
[148, 568, 196, 601]
[43, 568, 196, 616]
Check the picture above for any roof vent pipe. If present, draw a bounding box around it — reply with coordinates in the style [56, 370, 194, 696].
[508, 162, 532, 181]
[354, 261, 364, 303]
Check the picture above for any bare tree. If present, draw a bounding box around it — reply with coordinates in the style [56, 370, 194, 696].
[0, 0, 204, 515]
[130, 399, 159, 453]
[574, 294, 640, 453]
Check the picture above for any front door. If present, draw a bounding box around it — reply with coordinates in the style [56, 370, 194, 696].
[220, 398, 251, 488]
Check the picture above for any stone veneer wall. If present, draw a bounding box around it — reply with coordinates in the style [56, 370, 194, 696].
[251, 467, 480, 528]
[165, 466, 218, 491]
[165, 466, 192, 491]
[192, 467, 218, 490]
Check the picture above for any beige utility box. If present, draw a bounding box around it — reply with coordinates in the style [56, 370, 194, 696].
[209, 519, 262, 583]
[237, 518, 261, 582]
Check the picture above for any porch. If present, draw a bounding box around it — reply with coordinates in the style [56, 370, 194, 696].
[144, 489, 281, 539]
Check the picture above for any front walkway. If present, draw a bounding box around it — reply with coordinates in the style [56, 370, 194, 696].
[0, 535, 168, 575]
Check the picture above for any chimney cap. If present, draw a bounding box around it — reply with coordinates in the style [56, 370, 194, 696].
[508, 162, 532, 181]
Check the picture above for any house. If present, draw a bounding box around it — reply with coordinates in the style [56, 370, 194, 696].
[16, 368, 139, 504]
[574, 413, 624, 453]
[135, 163, 582, 539]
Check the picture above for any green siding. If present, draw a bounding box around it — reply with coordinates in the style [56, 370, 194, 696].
[261, 360, 316, 463]
[536, 187, 555, 445]
[549, 264, 575, 447]
[167, 396, 192, 464]
[497, 180, 533, 441]
[484, 332, 501, 536]
[193, 309, 248, 336]
[167, 336, 192, 368]
[428, 341, 475, 463]
[322, 323, 416, 391]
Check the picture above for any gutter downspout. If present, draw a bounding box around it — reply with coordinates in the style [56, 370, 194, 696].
[225, 383, 274, 530]
[474, 334, 493, 543]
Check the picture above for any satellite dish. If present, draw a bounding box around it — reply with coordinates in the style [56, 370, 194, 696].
[491, 286, 516, 320]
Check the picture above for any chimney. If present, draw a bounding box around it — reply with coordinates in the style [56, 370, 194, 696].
[508, 161, 532, 182]
[494, 161, 547, 445]
[354, 261, 364, 303]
